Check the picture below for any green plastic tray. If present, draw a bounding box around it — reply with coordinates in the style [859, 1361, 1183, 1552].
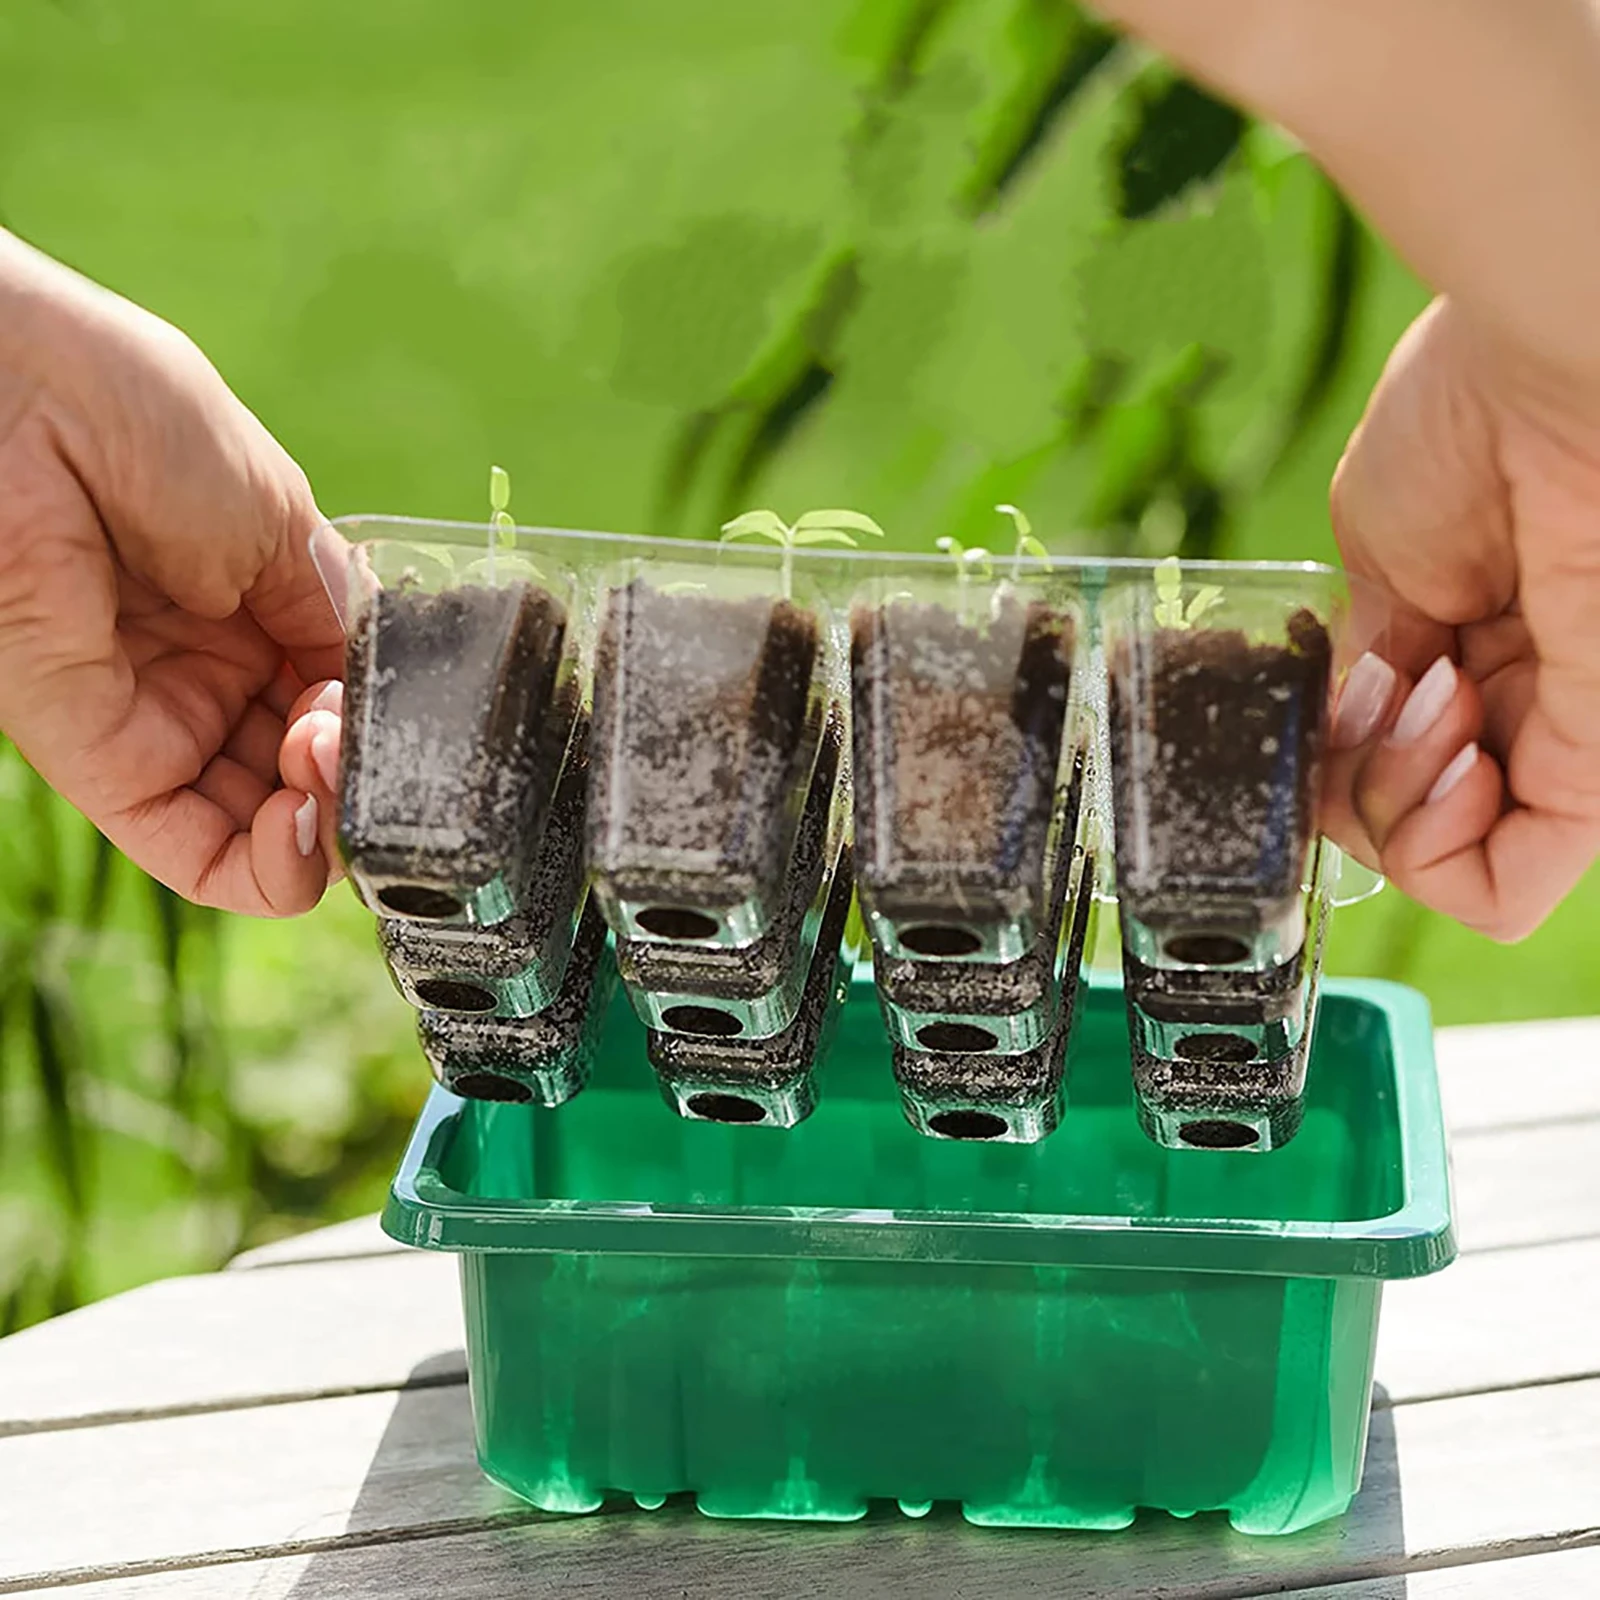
[384, 971, 1454, 1535]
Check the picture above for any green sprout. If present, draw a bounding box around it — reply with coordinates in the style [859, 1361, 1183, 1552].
[995, 503, 1049, 579]
[1153, 554, 1223, 629]
[721, 507, 886, 595]
[935, 535, 995, 583]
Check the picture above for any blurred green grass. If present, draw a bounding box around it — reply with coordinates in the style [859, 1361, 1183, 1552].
[0, 0, 1593, 1323]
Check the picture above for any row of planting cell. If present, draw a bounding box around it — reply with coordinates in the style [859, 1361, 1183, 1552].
[321, 514, 1350, 1153]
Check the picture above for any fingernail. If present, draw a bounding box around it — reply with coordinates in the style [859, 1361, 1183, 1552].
[1387, 656, 1457, 747]
[309, 681, 344, 714]
[311, 727, 340, 793]
[294, 794, 319, 857]
[1427, 742, 1479, 805]
[1332, 652, 1398, 749]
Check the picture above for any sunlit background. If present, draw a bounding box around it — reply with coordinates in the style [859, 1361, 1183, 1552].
[1, 0, 1594, 1328]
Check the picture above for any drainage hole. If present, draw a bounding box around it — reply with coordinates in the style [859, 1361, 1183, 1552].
[450, 1072, 532, 1103]
[1179, 1120, 1260, 1150]
[916, 1021, 1000, 1053]
[379, 884, 466, 921]
[900, 923, 983, 958]
[1163, 932, 1252, 966]
[1173, 1031, 1256, 1064]
[661, 1005, 744, 1039]
[637, 906, 720, 941]
[414, 978, 499, 1014]
[687, 1092, 766, 1125]
[929, 1109, 1008, 1141]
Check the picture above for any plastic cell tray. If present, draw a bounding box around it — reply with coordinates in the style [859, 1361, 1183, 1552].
[384, 971, 1452, 1535]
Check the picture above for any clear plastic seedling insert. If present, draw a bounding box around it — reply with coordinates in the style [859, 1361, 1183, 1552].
[646, 849, 857, 1130]
[319, 520, 582, 926]
[617, 709, 851, 1041]
[418, 898, 615, 1106]
[850, 565, 1084, 964]
[1103, 562, 1340, 975]
[589, 553, 837, 951]
[873, 749, 1087, 1055]
[890, 842, 1097, 1144]
[379, 719, 591, 1017]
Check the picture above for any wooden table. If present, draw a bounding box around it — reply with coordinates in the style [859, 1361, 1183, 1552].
[4, 1015, 1599, 1598]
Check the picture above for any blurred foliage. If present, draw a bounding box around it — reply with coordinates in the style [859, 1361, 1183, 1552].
[0, 0, 1594, 1326]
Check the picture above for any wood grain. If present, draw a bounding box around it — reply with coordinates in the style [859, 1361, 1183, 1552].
[9, 1373, 1600, 1595]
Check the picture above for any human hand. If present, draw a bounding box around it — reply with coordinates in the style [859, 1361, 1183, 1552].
[1320, 299, 1600, 940]
[0, 230, 345, 915]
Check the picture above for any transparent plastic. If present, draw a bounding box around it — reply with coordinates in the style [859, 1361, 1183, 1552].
[378, 721, 591, 1017]
[645, 851, 857, 1129]
[889, 844, 1097, 1144]
[873, 752, 1087, 1055]
[326, 524, 583, 926]
[416, 899, 615, 1106]
[1101, 566, 1341, 974]
[615, 709, 850, 1040]
[849, 566, 1084, 964]
[589, 556, 838, 950]
[384, 973, 1454, 1534]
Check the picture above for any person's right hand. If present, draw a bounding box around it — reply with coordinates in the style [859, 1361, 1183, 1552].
[0, 230, 346, 915]
[1319, 298, 1600, 941]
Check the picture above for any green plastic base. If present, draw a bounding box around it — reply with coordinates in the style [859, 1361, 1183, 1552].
[387, 973, 1454, 1536]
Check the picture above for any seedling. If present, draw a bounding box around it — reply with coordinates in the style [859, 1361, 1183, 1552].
[995, 503, 1050, 579]
[934, 536, 994, 624]
[1153, 555, 1223, 629]
[721, 507, 887, 596]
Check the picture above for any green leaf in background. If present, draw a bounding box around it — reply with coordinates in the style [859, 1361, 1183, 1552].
[0, 0, 1592, 1329]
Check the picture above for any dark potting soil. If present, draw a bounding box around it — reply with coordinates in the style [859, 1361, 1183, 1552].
[417, 896, 614, 1104]
[890, 851, 1096, 1113]
[850, 592, 1073, 927]
[589, 581, 821, 922]
[1108, 611, 1332, 932]
[381, 717, 591, 1005]
[1127, 1020, 1310, 1143]
[340, 578, 572, 914]
[616, 705, 844, 1003]
[1120, 941, 1307, 1028]
[873, 752, 1084, 1018]
[647, 847, 854, 1095]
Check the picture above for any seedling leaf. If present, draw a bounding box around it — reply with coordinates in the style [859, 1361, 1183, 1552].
[995, 502, 1032, 541]
[1186, 584, 1224, 625]
[489, 465, 511, 514]
[792, 526, 865, 547]
[720, 510, 791, 546]
[794, 509, 886, 539]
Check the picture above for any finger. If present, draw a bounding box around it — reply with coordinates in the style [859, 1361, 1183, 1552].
[260, 661, 306, 721]
[1321, 654, 1411, 870]
[1353, 655, 1485, 850]
[1387, 801, 1600, 943]
[280, 682, 344, 882]
[1380, 742, 1502, 901]
[192, 753, 274, 831]
[221, 698, 288, 786]
[110, 784, 330, 916]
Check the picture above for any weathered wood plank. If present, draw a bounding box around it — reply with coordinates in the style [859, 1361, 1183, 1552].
[0, 1253, 461, 1435]
[1377, 1234, 1600, 1404]
[1289, 1546, 1600, 1597]
[8, 1225, 1600, 1435]
[7, 1131, 1600, 1437]
[1449, 1117, 1600, 1254]
[11, 1529, 1600, 1600]
[227, 1215, 405, 1270]
[8, 1372, 1600, 1594]
[1433, 1017, 1600, 1135]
